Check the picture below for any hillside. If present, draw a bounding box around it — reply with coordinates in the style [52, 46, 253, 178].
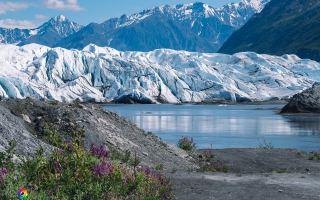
[218, 0, 320, 62]
[0, 97, 194, 169]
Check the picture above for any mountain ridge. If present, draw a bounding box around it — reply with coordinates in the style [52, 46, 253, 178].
[54, 0, 270, 52]
[0, 1, 270, 52]
[0, 15, 83, 47]
[218, 0, 320, 61]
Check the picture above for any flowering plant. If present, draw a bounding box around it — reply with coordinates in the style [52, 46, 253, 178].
[0, 123, 173, 199]
[177, 136, 196, 152]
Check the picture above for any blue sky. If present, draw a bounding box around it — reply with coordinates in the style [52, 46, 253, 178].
[0, 0, 241, 28]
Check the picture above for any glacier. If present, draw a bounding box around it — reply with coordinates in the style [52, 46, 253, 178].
[0, 43, 320, 103]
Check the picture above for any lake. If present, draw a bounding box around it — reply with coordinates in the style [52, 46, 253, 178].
[102, 104, 320, 152]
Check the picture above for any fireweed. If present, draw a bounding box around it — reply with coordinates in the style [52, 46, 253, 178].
[0, 123, 173, 199]
[177, 136, 196, 152]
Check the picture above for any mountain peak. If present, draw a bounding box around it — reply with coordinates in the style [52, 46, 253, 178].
[242, 0, 270, 12]
[53, 15, 67, 22]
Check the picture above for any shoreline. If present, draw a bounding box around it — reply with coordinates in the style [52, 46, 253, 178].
[172, 148, 320, 200]
[98, 99, 289, 106]
[196, 147, 316, 153]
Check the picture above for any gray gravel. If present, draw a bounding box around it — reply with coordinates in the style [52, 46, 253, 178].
[0, 101, 52, 158]
[0, 98, 196, 170]
[170, 148, 320, 200]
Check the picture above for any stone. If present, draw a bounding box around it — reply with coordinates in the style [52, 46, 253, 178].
[22, 114, 31, 123]
[281, 82, 320, 113]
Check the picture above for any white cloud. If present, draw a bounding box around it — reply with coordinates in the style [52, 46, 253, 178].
[0, 19, 37, 29]
[0, 2, 31, 14]
[35, 14, 49, 20]
[42, 0, 84, 11]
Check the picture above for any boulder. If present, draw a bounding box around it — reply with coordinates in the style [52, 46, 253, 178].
[281, 83, 320, 113]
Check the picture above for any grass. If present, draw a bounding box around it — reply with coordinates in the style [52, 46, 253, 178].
[0, 123, 173, 199]
[296, 152, 302, 158]
[155, 164, 164, 170]
[276, 169, 292, 173]
[171, 167, 177, 174]
[257, 137, 274, 149]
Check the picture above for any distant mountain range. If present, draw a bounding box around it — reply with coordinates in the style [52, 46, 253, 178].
[0, 0, 269, 52]
[0, 15, 83, 47]
[55, 0, 270, 52]
[218, 0, 320, 62]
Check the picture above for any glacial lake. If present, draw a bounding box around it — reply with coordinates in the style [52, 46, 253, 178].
[102, 104, 320, 152]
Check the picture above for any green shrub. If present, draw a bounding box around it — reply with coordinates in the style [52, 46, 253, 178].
[177, 136, 196, 152]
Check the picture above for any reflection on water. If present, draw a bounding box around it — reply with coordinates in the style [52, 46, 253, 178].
[281, 115, 320, 136]
[103, 104, 320, 152]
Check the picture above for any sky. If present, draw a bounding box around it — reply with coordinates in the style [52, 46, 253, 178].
[0, 0, 241, 29]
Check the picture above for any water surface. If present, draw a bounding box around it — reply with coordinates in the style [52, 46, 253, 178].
[102, 104, 320, 152]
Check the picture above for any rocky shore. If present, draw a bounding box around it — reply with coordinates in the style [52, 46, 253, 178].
[0, 97, 196, 170]
[1, 95, 320, 199]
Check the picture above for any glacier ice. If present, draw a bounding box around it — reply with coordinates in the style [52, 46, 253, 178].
[0, 43, 320, 103]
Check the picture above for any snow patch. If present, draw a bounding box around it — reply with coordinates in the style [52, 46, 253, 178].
[29, 29, 38, 35]
[185, 9, 192, 15]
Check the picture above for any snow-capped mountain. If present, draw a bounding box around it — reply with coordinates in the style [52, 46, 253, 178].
[0, 28, 30, 45]
[1, 43, 320, 103]
[55, 0, 270, 52]
[0, 15, 83, 47]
